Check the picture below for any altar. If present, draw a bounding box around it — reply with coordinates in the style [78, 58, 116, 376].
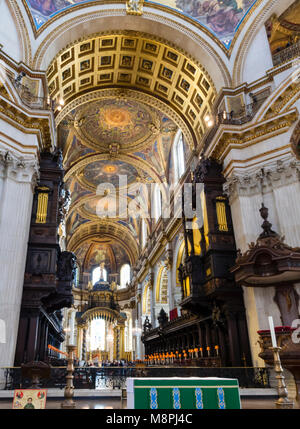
[127, 377, 241, 409]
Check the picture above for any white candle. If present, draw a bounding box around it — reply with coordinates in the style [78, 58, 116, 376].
[268, 316, 277, 348]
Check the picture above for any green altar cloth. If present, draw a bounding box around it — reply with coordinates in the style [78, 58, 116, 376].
[127, 377, 241, 409]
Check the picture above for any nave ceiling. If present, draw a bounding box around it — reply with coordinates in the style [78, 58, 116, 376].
[47, 31, 217, 275]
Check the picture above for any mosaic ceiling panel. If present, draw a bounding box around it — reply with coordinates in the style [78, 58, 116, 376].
[60, 98, 178, 248]
[25, 0, 257, 48]
[73, 98, 159, 152]
[74, 240, 130, 271]
[82, 159, 140, 188]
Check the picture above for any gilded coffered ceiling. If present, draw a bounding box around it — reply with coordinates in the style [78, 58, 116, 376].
[47, 32, 216, 144]
[49, 32, 206, 269]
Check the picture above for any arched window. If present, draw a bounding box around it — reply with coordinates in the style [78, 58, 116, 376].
[120, 263, 131, 288]
[141, 218, 148, 249]
[74, 264, 80, 287]
[92, 265, 107, 285]
[90, 318, 105, 350]
[152, 183, 162, 222]
[173, 131, 185, 184]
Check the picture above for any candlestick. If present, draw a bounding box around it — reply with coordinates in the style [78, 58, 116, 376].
[269, 346, 293, 409]
[268, 316, 277, 348]
[61, 345, 76, 409]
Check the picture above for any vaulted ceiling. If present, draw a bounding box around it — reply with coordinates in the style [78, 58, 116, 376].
[47, 31, 217, 276]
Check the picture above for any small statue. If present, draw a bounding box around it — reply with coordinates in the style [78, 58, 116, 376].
[158, 308, 168, 328]
[212, 302, 221, 324]
[57, 251, 77, 282]
[143, 316, 152, 333]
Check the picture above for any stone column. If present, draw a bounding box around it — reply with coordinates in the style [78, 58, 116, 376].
[113, 326, 119, 360]
[69, 309, 76, 345]
[82, 327, 87, 362]
[77, 326, 82, 361]
[135, 294, 143, 359]
[148, 270, 154, 326]
[0, 152, 38, 370]
[223, 167, 283, 366]
[166, 245, 174, 311]
[269, 160, 300, 247]
[119, 325, 125, 360]
[134, 319, 142, 360]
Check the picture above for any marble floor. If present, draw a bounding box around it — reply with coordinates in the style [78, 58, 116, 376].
[0, 397, 298, 409]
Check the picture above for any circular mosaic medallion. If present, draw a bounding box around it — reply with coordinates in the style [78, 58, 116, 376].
[74, 98, 158, 151]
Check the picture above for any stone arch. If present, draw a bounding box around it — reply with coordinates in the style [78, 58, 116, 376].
[155, 265, 168, 304]
[67, 220, 139, 264]
[32, 7, 230, 90]
[232, 0, 296, 86]
[5, 0, 32, 64]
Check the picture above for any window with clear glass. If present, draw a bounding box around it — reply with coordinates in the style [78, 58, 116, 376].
[90, 318, 105, 350]
[141, 218, 148, 249]
[120, 263, 131, 288]
[92, 265, 107, 285]
[173, 131, 185, 184]
[152, 183, 162, 222]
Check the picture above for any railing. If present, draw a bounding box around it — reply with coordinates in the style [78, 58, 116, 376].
[272, 41, 300, 67]
[10, 79, 49, 110]
[2, 366, 270, 390]
[203, 94, 269, 150]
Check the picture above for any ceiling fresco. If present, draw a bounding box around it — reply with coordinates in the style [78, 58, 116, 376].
[24, 0, 257, 48]
[74, 239, 130, 272]
[82, 159, 140, 189]
[60, 132, 96, 170]
[72, 98, 159, 152]
[59, 95, 180, 265]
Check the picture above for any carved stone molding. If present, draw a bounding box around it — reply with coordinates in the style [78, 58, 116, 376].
[0, 150, 39, 187]
[224, 158, 300, 202]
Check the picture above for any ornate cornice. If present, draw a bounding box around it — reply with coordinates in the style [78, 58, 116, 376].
[0, 149, 39, 186]
[0, 96, 54, 151]
[223, 158, 300, 202]
[207, 109, 298, 161]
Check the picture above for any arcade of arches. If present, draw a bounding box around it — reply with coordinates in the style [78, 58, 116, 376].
[1, 0, 300, 398]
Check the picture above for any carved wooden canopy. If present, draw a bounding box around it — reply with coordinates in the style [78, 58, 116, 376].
[231, 204, 300, 286]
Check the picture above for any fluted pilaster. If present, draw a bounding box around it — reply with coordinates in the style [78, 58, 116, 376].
[0, 151, 38, 369]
